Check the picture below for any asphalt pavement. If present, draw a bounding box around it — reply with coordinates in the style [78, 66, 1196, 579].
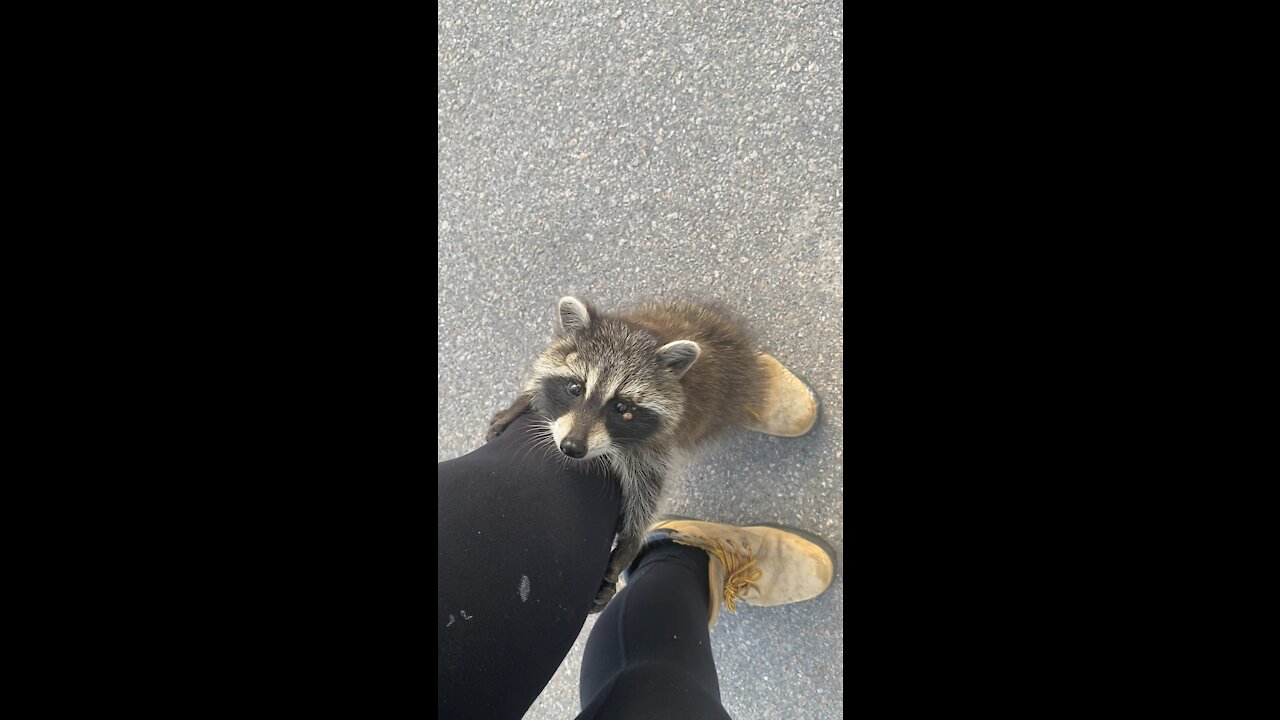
[439, 2, 842, 717]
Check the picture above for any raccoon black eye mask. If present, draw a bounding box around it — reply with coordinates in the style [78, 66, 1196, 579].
[486, 295, 815, 613]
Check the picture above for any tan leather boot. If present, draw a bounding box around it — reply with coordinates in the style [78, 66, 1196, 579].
[741, 353, 819, 437]
[651, 516, 837, 630]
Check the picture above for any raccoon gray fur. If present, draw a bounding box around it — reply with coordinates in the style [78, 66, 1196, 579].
[487, 296, 768, 613]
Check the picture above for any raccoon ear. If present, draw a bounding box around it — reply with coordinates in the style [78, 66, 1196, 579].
[557, 296, 591, 333]
[656, 340, 700, 378]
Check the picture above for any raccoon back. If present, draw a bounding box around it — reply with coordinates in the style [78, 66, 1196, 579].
[621, 301, 767, 445]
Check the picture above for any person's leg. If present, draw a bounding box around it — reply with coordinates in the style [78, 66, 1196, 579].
[438, 412, 621, 720]
[576, 517, 837, 719]
[577, 538, 732, 719]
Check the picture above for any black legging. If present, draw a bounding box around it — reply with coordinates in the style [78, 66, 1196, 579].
[438, 412, 732, 719]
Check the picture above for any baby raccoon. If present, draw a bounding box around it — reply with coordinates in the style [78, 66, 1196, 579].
[487, 296, 769, 612]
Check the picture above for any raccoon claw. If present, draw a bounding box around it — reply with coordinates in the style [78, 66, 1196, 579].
[486, 417, 509, 441]
[589, 579, 618, 613]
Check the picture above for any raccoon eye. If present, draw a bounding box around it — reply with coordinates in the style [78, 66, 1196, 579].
[566, 383, 582, 397]
[613, 401, 628, 414]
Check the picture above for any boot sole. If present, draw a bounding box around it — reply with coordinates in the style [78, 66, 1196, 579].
[657, 514, 840, 598]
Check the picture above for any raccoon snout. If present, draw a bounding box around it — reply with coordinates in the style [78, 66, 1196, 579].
[560, 437, 587, 459]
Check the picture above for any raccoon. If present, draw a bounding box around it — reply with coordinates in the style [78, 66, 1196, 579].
[487, 296, 769, 612]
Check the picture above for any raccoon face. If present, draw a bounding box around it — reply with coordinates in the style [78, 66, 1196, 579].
[531, 296, 700, 461]
[536, 374, 659, 460]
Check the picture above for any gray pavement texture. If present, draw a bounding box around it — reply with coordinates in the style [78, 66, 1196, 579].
[438, 1, 843, 718]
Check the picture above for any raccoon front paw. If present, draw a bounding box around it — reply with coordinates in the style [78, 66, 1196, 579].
[589, 579, 618, 613]
[486, 416, 510, 441]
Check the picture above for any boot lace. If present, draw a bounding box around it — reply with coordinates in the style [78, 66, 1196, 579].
[677, 530, 764, 613]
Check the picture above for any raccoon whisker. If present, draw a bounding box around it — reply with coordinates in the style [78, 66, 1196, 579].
[595, 452, 619, 505]
[513, 434, 545, 467]
[506, 417, 557, 468]
[511, 422, 551, 466]
[509, 424, 541, 454]
[591, 455, 609, 479]
[526, 421, 560, 467]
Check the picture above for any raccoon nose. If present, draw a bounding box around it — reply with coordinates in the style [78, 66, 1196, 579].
[560, 438, 586, 458]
